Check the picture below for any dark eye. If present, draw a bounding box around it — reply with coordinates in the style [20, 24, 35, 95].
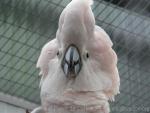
[57, 51, 59, 56]
[86, 52, 89, 58]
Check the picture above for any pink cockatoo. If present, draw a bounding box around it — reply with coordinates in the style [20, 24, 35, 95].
[31, 0, 120, 113]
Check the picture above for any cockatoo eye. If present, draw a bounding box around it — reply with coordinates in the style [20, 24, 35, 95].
[57, 50, 62, 58]
[57, 51, 59, 56]
[86, 52, 89, 58]
[83, 51, 89, 60]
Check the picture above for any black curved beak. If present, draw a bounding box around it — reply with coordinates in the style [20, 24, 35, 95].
[61, 45, 82, 78]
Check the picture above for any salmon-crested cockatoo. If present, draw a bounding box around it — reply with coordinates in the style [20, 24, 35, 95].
[31, 0, 120, 113]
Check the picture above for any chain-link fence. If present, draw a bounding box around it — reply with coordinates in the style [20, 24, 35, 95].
[0, 0, 150, 113]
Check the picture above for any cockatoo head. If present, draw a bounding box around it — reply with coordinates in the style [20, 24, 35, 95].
[37, 0, 120, 101]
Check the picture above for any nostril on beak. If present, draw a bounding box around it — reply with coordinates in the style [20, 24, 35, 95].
[61, 45, 82, 78]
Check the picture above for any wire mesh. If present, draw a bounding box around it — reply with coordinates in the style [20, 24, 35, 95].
[0, 0, 150, 112]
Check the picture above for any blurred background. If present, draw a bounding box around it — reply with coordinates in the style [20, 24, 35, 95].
[0, 0, 150, 113]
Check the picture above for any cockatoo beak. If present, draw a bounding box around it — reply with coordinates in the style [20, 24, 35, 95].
[61, 44, 82, 79]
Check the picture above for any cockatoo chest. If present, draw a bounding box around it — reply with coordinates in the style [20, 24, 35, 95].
[41, 90, 110, 113]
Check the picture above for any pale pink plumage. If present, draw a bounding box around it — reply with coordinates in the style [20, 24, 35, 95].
[36, 39, 58, 77]
[32, 0, 120, 113]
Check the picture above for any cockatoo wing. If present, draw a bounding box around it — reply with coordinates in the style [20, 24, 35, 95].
[88, 25, 120, 101]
